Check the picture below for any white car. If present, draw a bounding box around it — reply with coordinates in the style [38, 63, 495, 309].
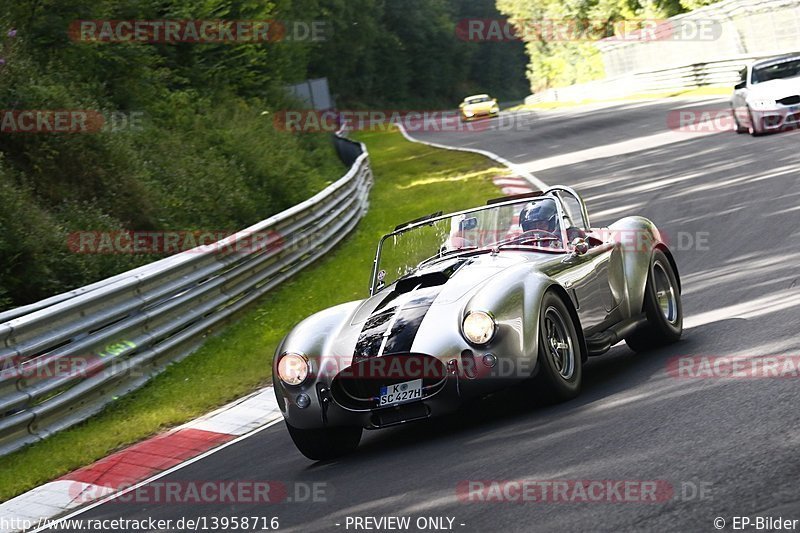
[459, 94, 500, 121]
[731, 54, 800, 136]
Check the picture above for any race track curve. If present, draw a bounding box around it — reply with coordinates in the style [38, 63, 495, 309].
[60, 97, 800, 533]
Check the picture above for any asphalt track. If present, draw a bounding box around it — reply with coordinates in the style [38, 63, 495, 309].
[61, 98, 800, 532]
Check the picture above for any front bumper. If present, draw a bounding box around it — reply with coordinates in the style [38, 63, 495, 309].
[332, 373, 462, 429]
[279, 370, 463, 430]
[461, 108, 500, 121]
[751, 104, 800, 132]
[276, 349, 527, 430]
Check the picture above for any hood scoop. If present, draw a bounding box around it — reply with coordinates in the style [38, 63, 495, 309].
[395, 271, 447, 294]
[350, 256, 471, 326]
[395, 257, 465, 294]
[371, 257, 465, 313]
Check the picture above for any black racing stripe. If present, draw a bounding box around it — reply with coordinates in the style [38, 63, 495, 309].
[353, 285, 442, 360]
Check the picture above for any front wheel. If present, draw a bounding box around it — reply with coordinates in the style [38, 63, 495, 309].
[532, 291, 583, 402]
[285, 422, 362, 461]
[625, 249, 683, 352]
[732, 107, 747, 134]
[747, 106, 763, 136]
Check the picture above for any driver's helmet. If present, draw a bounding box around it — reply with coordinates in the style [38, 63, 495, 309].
[519, 200, 558, 233]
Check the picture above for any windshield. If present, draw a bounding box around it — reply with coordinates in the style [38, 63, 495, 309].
[371, 197, 567, 293]
[465, 96, 492, 104]
[752, 59, 800, 84]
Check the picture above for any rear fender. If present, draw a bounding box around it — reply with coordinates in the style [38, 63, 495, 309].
[605, 216, 671, 316]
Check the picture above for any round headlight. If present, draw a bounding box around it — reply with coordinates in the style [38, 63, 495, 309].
[462, 311, 496, 345]
[277, 353, 309, 386]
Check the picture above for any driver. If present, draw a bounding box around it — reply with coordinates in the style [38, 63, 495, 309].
[518, 201, 561, 247]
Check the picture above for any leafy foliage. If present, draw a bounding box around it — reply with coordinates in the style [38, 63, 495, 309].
[0, 2, 338, 309]
[497, 0, 722, 90]
[0, 0, 529, 310]
[305, 0, 530, 106]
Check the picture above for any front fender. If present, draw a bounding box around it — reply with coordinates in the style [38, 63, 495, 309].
[272, 300, 361, 416]
[454, 264, 564, 389]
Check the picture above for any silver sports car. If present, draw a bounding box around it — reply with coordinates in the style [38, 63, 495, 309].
[731, 54, 800, 136]
[272, 186, 683, 459]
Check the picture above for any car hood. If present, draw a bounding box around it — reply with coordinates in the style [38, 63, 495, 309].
[748, 77, 800, 99]
[341, 252, 550, 360]
[463, 101, 496, 111]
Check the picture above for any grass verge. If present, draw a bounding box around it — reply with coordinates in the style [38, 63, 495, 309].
[0, 127, 507, 502]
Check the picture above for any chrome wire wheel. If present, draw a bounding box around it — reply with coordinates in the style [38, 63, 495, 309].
[624, 249, 682, 352]
[544, 306, 575, 380]
[653, 262, 678, 324]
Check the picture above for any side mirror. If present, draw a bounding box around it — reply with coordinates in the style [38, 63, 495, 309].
[571, 238, 589, 256]
[586, 234, 604, 247]
[734, 81, 746, 90]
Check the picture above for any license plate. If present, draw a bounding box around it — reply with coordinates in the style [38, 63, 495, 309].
[379, 379, 423, 406]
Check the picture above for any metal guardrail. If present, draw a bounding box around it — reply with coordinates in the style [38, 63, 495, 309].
[597, 0, 800, 77]
[525, 0, 800, 104]
[0, 134, 373, 456]
[524, 53, 792, 104]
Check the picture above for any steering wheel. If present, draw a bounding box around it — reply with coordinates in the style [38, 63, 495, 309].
[518, 228, 559, 242]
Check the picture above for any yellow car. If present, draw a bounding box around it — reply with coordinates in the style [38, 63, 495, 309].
[459, 94, 500, 121]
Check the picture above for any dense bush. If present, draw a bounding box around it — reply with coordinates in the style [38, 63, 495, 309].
[0, 1, 340, 309]
[307, 0, 530, 106]
[0, 0, 530, 310]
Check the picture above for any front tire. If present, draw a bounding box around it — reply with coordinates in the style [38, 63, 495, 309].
[625, 249, 683, 352]
[285, 422, 362, 461]
[532, 291, 583, 402]
[733, 107, 747, 134]
[747, 106, 762, 136]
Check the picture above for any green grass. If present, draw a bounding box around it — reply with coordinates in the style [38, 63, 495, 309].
[0, 127, 507, 502]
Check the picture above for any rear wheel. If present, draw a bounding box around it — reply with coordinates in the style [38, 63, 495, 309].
[532, 291, 583, 402]
[625, 249, 683, 352]
[285, 422, 362, 461]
